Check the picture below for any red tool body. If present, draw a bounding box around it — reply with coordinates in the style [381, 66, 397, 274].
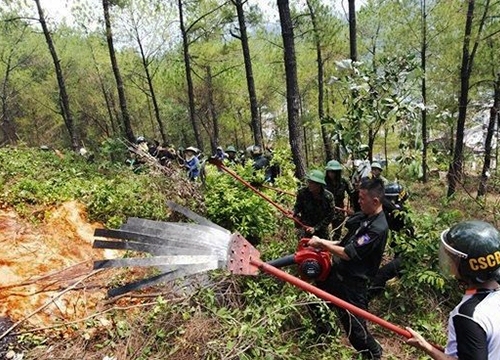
[227, 233, 444, 351]
[294, 238, 331, 281]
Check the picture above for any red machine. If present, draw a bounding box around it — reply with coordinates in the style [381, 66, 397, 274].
[294, 239, 331, 281]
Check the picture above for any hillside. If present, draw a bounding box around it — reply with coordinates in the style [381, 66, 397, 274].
[0, 147, 499, 359]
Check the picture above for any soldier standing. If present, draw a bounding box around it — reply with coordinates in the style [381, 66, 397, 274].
[325, 160, 355, 239]
[293, 170, 336, 240]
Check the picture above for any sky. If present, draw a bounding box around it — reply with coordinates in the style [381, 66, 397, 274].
[37, 0, 365, 25]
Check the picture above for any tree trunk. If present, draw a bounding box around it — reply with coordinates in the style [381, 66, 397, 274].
[277, 0, 307, 179]
[178, 0, 204, 151]
[205, 65, 219, 153]
[135, 30, 166, 144]
[35, 0, 79, 151]
[421, 0, 428, 182]
[0, 53, 17, 145]
[384, 124, 388, 176]
[477, 74, 500, 197]
[88, 41, 116, 136]
[233, 0, 262, 148]
[348, 0, 357, 61]
[448, 0, 489, 196]
[306, 0, 334, 161]
[102, 0, 135, 143]
[368, 128, 374, 163]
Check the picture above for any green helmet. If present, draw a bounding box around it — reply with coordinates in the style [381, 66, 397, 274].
[371, 162, 383, 170]
[440, 220, 500, 283]
[306, 169, 326, 186]
[325, 160, 342, 171]
[226, 146, 237, 153]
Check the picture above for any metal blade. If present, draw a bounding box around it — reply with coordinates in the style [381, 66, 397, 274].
[93, 255, 219, 269]
[93, 213, 241, 297]
[122, 218, 231, 247]
[165, 201, 230, 234]
[115, 223, 231, 260]
[107, 262, 217, 297]
[94, 228, 213, 252]
[93, 240, 209, 256]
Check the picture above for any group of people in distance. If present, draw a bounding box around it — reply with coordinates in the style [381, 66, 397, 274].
[292, 160, 500, 360]
[127, 137, 274, 181]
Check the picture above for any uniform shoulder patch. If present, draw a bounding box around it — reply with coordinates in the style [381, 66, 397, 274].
[355, 234, 372, 247]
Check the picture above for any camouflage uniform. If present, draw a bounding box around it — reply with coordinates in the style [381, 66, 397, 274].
[326, 176, 355, 239]
[293, 187, 336, 240]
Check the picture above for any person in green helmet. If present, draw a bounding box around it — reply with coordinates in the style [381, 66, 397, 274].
[325, 160, 356, 239]
[369, 162, 388, 184]
[293, 169, 336, 240]
[224, 145, 240, 165]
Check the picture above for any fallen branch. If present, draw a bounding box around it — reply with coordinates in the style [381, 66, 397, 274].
[12, 293, 190, 336]
[0, 260, 92, 290]
[0, 270, 102, 341]
[12, 301, 158, 335]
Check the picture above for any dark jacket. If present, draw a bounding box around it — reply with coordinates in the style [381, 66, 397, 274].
[293, 187, 336, 238]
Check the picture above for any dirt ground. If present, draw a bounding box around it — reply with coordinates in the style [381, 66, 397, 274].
[0, 201, 114, 329]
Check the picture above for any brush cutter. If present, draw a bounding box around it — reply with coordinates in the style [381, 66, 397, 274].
[92, 202, 442, 350]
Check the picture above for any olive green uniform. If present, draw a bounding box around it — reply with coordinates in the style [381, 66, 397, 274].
[293, 187, 336, 239]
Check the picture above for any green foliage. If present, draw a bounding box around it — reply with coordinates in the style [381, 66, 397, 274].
[204, 163, 277, 241]
[204, 148, 298, 242]
[332, 56, 420, 158]
[0, 147, 175, 226]
[396, 206, 463, 300]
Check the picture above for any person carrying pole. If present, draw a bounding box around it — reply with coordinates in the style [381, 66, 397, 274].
[306, 178, 388, 359]
[406, 220, 500, 359]
[293, 169, 336, 240]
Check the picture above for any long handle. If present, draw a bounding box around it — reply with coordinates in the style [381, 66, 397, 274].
[261, 182, 350, 214]
[251, 257, 444, 351]
[209, 158, 308, 229]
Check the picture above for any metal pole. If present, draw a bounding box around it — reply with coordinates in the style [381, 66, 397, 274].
[251, 257, 444, 351]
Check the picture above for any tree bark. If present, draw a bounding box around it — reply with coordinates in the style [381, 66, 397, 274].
[205, 65, 219, 153]
[102, 0, 135, 143]
[178, 0, 204, 151]
[477, 74, 500, 197]
[89, 42, 116, 136]
[421, 0, 428, 182]
[448, 0, 489, 196]
[135, 29, 166, 144]
[35, 0, 79, 151]
[277, 0, 306, 179]
[233, 0, 262, 148]
[348, 0, 357, 61]
[306, 0, 334, 161]
[1, 52, 16, 145]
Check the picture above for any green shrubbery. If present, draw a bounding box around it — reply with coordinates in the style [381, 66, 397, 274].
[204, 147, 299, 245]
[1, 147, 475, 359]
[0, 147, 177, 226]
